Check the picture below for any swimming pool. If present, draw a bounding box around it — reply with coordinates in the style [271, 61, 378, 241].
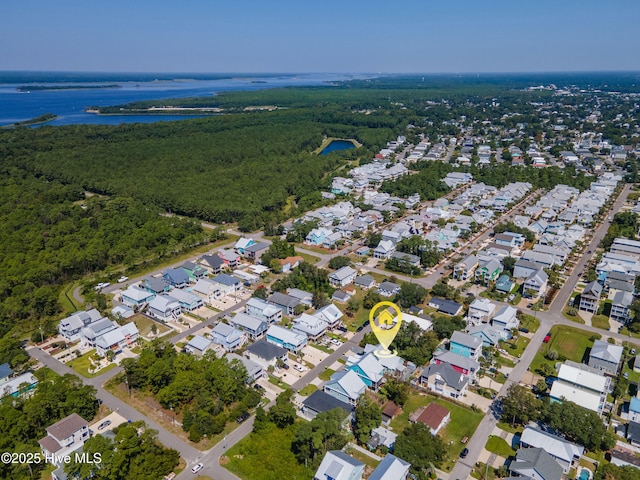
[579, 468, 591, 480]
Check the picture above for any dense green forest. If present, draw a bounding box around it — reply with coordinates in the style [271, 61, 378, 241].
[0, 167, 207, 337]
[0, 108, 401, 231]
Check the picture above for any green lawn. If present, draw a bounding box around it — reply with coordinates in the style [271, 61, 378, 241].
[318, 368, 335, 381]
[485, 435, 515, 457]
[343, 445, 380, 470]
[68, 350, 117, 378]
[296, 244, 329, 255]
[389, 391, 483, 468]
[310, 342, 334, 354]
[592, 314, 611, 330]
[296, 251, 321, 264]
[224, 423, 313, 480]
[501, 336, 530, 358]
[298, 384, 318, 396]
[133, 314, 171, 338]
[621, 356, 640, 384]
[529, 325, 599, 375]
[268, 375, 287, 389]
[518, 314, 540, 333]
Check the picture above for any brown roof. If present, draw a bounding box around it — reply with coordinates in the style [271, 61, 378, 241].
[278, 256, 304, 265]
[416, 403, 450, 431]
[382, 401, 402, 419]
[38, 435, 62, 454]
[612, 447, 640, 467]
[46, 413, 88, 441]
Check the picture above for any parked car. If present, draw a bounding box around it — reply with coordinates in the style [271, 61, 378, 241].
[191, 463, 204, 474]
[632, 348, 636, 355]
[460, 448, 469, 458]
[518, 327, 529, 333]
[543, 333, 551, 343]
[508, 294, 516, 301]
[330, 339, 341, 346]
[293, 364, 304, 372]
[280, 363, 289, 370]
[236, 413, 250, 424]
[117, 276, 129, 283]
[97, 420, 111, 430]
[253, 383, 264, 391]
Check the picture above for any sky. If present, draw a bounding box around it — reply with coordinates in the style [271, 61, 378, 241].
[2, 0, 639, 73]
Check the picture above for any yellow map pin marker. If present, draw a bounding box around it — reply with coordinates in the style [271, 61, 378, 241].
[369, 301, 402, 358]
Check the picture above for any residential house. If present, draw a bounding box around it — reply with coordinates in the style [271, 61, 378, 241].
[324, 370, 367, 406]
[550, 362, 610, 415]
[162, 268, 190, 289]
[491, 305, 519, 338]
[314, 450, 364, 480]
[266, 325, 307, 353]
[354, 275, 375, 290]
[234, 237, 256, 255]
[381, 401, 402, 425]
[287, 288, 314, 306]
[513, 259, 541, 280]
[278, 255, 305, 273]
[391, 251, 421, 267]
[225, 353, 264, 383]
[449, 331, 482, 359]
[199, 254, 225, 274]
[192, 277, 222, 304]
[314, 304, 344, 328]
[301, 390, 355, 421]
[211, 274, 242, 296]
[611, 291, 634, 324]
[367, 428, 398, 453]
[218, 248, 241, 268]
[454, 255, 479, 281]
[245, 242, 269, 263]
[141, 276, 171, 295]
[377, 281, 401, 298]
[329, 266, 357, 288]
[39, 414, 90, 467]
[373, 240, 396, 260]
[467, 298, 496, 325]
[346, 353, 385, 390]
[121, 286, 155, 309]
[211, 323, 246, 352]
[495, 274, 515, 293]
[416, 403, 450, 435]
[245, 297, 282, 324]
[475, 258, 503, 285]
[292, 313, 329, 341]
[401, 312, 433, 332]
[428, 297, 463, 316]
[111, 305, 134, 320]
[522, 250, 556, 269]
[520, 426, 584, 474]
[95, 323, 139, 357]
[323, 232, 343, 249]
[588, 339, 623, 375]
[0, 372, 37, 398]
[627, 421, 640, 448]
[431, 350, 479, 377]
[611, 447, 640, 469]
[80, 318, 117, 347]
[467, 324, 502, 347]
[418, 362, 469, 399]
[185, 335, 214, 357]
[579, 281, 602, 314]
[523, 269, 549, 299]
[332, 290, 351, 303]
[306, 227, 333, 246]
[244, 339, 288, 369]
[267, 292, 300, 316]
[168, 288, 204, 312]
[229, 313, 268, 340]
[509, 448, 563, 480]
[58, 309, 104, 342]
[181, 261, 206, 281]
[147, 294, 181, 321]
[368, 454, 411, 480]
[0, 363, 13, 385]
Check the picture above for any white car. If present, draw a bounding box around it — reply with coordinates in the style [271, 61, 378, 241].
[293, 364, 304, 372]
[330, 339, 341, 346]
[191, 463, 204, 474]
[117, 276, 129, 283]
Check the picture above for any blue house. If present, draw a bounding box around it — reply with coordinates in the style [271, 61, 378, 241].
[121, 286, 155, 308]
[496, 274, 515, 293]
[211, 323, 246, 352]
[346, 353, 385, 390]
[162, 268, 190, 289]
[266, 325, 307, 353]
[305, 227, 333, 246]
[141, 276, 171, 295]
[449, 331, 482, 360]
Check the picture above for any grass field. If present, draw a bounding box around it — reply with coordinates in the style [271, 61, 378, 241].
[224, 423, 313, 480]
[68, 349, 117, 378]
[485, 435, 515, 457]
[529, 325, 599, 375]
[296, 251, 321, 264]
[592, 314, 611, 330]
[518, 314, 540, 333]
[389, 391, 483, 468]
[501, 336, 530, 357]
[132, 314, 171, 338]
[298, 384, 318, 396]
[318, 368, 335, 381]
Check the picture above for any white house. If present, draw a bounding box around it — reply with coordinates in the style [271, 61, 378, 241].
[329, 266, 357, 287]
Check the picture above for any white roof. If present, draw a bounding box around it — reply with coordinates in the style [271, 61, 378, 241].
[122, 286, 153, 302]
[95, 323, 138, 349]
[148, 294, 180, 311]
[326, 370, 366, 400]
[492, 305, 518, 324]
[192, 277, 220, 294]
[266, 325, 307, 347]
[168, 288, 202, 304]
[550, 381, 603, 413]
[1, 372, 37, 397]
[556, 363, 608, 393]
[470, 298, 496, 313]
[329, 266, 357, 282]
[230, 312, 266, 331]
[351, 353, 384, 383]
[187, 335, 212, 352]
[520, 427, 584, 464]
[400, 313, 433, 331]
[313, 304, 344, 324]
[293, 313, 328, 336]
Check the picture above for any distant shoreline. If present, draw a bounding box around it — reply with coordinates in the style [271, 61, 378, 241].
[16, 84, 121, 92]
[2, 113, 58, 128]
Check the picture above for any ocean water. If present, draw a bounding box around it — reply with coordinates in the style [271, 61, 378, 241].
[0, 73, 366, 127]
